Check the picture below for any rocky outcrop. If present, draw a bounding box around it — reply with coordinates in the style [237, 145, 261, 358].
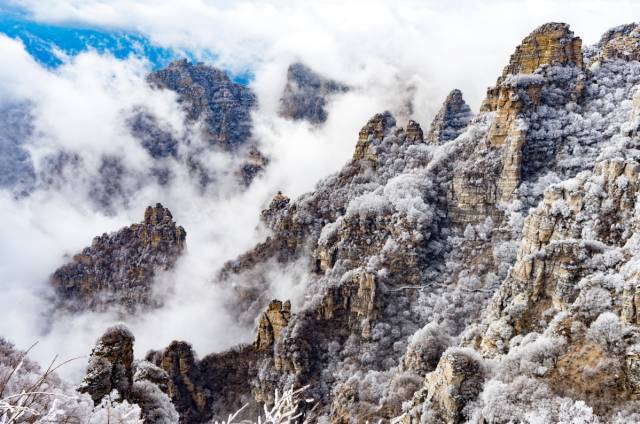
[149, 60, 256, 149]
[405, 119, 424, 142]
[158, 341, 207, 422]
[482, 22, 583, 113]
[626, 345, 640, 395]
[79, 326, 135, 403]
[448, 23, 587, 226]
[279, 62, 349, 124]
[78, 327, 180, 423]
[254, 300, 291, 351]
[404, 348, 484, 424]
[480, 159, 640, 355]
[595, 23, 640, 63]
[51, 203, 186, 313]
[352, 111, 398, 162]
[352, 112, 425, 162]
[427, 89, 473, 144]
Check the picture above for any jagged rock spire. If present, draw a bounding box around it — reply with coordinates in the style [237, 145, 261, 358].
[483, 22, 583, 112]
[79, 326, 135, 403]
[427, 89, 473, 144]
[405, 120, 424, 143]
[51, 203, 186, 313]
[501, 22, 583, 77]
[352, 111, 396, 161]
[254, 299, 291, 351]
[159, 341, 207, 421]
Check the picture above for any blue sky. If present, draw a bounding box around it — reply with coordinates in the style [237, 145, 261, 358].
[0, 3, 253, 84]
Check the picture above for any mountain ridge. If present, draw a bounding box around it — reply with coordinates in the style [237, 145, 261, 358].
[5, 20, 640, 424]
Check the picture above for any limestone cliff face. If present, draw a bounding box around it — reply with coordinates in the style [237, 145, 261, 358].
[480, 158, 640, 353]
[482, 22, 583, 113]
[449, 23, 586, 226]
[404, 348, 485, 424]
[51, 203, 186, 313]
[279, 62, 349, 124]
[427, 89, 473, 144]
[254, 300, 291, 351]
[485, 23, 584, 200]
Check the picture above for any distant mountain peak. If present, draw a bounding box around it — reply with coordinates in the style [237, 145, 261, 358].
[279, 62, 349, 124]
[427, 89, 473, 144]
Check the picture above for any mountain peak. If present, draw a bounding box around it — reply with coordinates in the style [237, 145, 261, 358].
[148, 60, 256, 148]
[427, 89, 473, 144]
[50, 204, 186, 313]
[279, 62, 349, 124]
[352, 111, 397, 161]
[596, 23, 640, 62]
[144, 202, 174, 226]
[501, 22, 583, 78]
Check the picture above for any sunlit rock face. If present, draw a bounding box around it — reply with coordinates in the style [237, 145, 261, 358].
[51, 203, 186, 314]
[279, 62, 349, 125]
[254, 300, 291, 351]
[449, 22, 589, 226]
[403, 348, 485, 424]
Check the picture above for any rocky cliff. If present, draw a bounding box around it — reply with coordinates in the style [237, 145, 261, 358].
[55, 20, 640, 423]
[51, 203, 186, 314]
